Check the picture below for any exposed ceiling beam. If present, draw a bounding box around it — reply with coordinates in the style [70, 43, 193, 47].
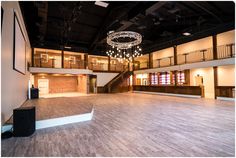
[145, 1, 167, 15]
[89, 2, 139, 52]
[191, 1, 223, 23]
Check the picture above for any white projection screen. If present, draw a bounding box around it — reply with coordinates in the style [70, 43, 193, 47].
[13, 12, 26, 74]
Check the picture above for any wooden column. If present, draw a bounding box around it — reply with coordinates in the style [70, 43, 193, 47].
[149, 73, 152, 85]
[31, 47, 34, 67]
[149, 53, 153, 69]
[84, 53, 88, 69]
[212, 35, 218, 60]
[108, 56, 111, 71]
[213, 66, 218, 99]
[174, 45, 177, 65]
[61, 49, 64, 68]
[173, 71, 178, 86]
[157, 72, 161, 85]
[184, 69, 190, 86]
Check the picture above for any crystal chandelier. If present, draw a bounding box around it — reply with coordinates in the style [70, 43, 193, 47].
[106, 31, 143, 62]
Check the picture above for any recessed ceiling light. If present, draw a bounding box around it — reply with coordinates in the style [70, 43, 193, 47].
[64, 46, 71, 49]
[183, 32, 191, 36]
[95, 1, 109, 8]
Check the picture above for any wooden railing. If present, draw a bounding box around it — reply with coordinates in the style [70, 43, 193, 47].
[88, 63, 109, 71]
[217, 43, 235, 59]
[133, 85, 203, 97]
[215, 86, 235, 98]
[110, 64, 128, 72]
[64, 60, 86, 69]
[153, 56, 174, 68]
[133, 61, 149, 70]
[177, 48, 213, 65]
[34, 57, 62, 68]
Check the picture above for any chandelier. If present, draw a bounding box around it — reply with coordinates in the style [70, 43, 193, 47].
[106, 31, 143, 62]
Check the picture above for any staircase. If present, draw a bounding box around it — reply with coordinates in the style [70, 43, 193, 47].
[104, 70, 132, 93]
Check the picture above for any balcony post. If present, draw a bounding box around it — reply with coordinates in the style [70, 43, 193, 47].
[61, 49, 64, 68]
[157, 59, 161, 67]
[84, 53, 88, 69]
[169, 57, 172, 66]
[200, 49, 207, 61]
[212, 35, 217, 60]
[228, 44, 233, 57]
[149, 53, 153, 69]
[174, 45, 177, 65]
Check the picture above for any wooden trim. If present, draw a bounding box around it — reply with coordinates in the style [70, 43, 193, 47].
[133, 85, 202, 96]
[212, 35, 217, 60]
[61, 50, 64, 68]
[184, 69, 190, 86]
[149, 53, 153, 69]
[174, 45, 177, 65]
[213, 66, 218, 99]
[84, 53, 88, 69]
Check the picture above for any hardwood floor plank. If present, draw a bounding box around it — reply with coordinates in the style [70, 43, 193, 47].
[1, 93, 235, 157]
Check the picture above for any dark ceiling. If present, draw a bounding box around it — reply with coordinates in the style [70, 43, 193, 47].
[19, 1, 235, 56]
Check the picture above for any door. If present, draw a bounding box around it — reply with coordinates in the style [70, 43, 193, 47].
[38, 79, 49, 94]
[89, 75, 97, 93]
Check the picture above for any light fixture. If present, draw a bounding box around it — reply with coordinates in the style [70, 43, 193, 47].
[95, 1, 109, 8]
[106, 31, 143, 62]
[64, 46, 71, 49]
[183, 32, 191, 36]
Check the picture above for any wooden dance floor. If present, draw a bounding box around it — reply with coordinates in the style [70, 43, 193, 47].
[2, 93, 235, 157]
[6, 96, 93, 123]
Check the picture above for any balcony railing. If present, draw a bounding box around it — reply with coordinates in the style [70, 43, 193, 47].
[88, 63, 108, 71]
[64, 60, 86, 69]
[217, 43, 235, 59]
[153, 56, 174, 68]
[134, 62, 149, 70]
[110, 64, 128, 72]
[34, 57, 86, 69]
[34, 57, 62, 68]
[177, 48, 213, 65]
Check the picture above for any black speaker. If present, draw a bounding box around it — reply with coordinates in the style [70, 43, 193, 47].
[31, 88, 39, 99]
[13, 106, 36, 137]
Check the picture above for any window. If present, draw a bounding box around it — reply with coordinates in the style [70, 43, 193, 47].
[151, 73, 158, 85]
[159, 72, 169, 85]
[159, 72, 174, 85]
[177, 71, 185, 85]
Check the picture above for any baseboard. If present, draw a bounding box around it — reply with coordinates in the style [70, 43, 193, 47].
[1, 108, 94, 133]
[133, 91, 201, 98]
[217, 97, 235, 101]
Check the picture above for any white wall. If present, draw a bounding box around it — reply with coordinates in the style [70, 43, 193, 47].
[177, 36, 212, 54]
[93, 72, 118, 86]
[1, 2, 31, 123]
[190, 67, 215, 98]
[217, 65, 235, 86]
[217, 30, 235, 46]
[152, 47, 173, 59]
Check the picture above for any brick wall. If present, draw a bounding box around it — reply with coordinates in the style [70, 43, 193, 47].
[34, 75, 78, 93]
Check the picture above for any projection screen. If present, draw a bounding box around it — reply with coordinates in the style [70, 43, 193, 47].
[13, 12, 26, 74]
